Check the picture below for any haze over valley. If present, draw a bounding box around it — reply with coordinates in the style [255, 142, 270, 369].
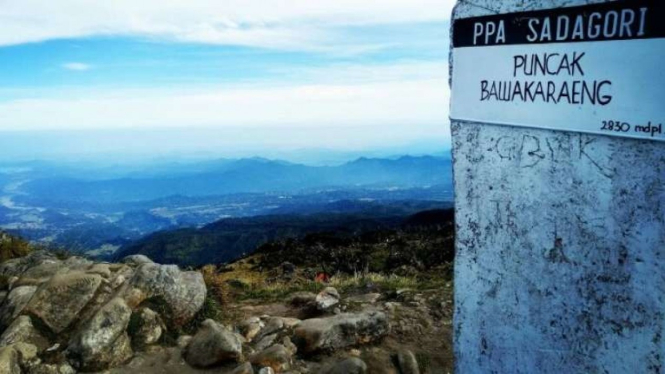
[0, 154, 453, 258]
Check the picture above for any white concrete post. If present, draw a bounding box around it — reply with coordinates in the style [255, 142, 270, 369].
[450, 1, 665, 373]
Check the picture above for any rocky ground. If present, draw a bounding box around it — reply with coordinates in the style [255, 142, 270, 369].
[0, 251, 453, 374]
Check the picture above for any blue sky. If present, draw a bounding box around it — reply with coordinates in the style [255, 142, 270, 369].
[0, 1, 454, 163]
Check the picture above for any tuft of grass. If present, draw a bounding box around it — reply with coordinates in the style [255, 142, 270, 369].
[237, 280, 324, 302]
[0, 232, 32, 263]
[181, 296, 230, 335]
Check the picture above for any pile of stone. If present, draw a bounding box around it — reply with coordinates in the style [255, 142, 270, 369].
[0, 252, 206, 373]
[0, 253, 394, 374]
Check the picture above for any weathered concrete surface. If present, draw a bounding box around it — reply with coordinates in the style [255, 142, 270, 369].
[451, 1, 665, 373]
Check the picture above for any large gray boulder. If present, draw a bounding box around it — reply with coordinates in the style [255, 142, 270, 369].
[0, 285, 37, 327]
[184, 319, 243, 368]
[0, 316, 49, 351]
[129, 307, 164, 347]
[24, 271, 103, 333]
[67, 297, 133, 371]
[121, 263, 206, 326]
[293, 311, 389, 353]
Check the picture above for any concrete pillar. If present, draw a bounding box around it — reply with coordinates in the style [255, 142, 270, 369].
[450, 1, 665, 373]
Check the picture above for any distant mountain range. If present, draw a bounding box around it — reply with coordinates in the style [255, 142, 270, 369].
[22, 155, 452, 204]
[0, 154, 453, 254]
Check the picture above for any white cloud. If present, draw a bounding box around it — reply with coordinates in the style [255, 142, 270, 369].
[0, 67, 449, 131]
[62, 62, 91, 71]
[0, 0, 455, 49]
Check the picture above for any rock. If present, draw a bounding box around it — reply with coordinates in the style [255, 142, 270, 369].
[254, 333, 278, 352]
[279, 318, 301, 329]
[289, 292, 316, 307]
[14, 260, 64, 287]
[250, 344, 292, 372]
[293, 312, 389, 353]
[67, 297, 133, 371]
[281, 337, 297, 356]
[121, 263, 206, 326]
[0, 285, 37, 327]
[28, 363, 76, 374]
[129, 307, 164, 347]
[120, 254, 154, 266]
[315, 287, 340, 311]
[240, 317, 265, 341]
[394, 289, 419, 303]
[0, 251, 58, 279]
[0, 316, 49, 350]
[24, 272, 103, 333]
[231, 362, 255, 374]
[184, 319, 242, 368]
[176, 335, 192, 349]
[322, 357, 368, 374]
[258, 368, 275, 374]
[347, 293, 382, 304]
[13, 342, 40, 369]
[61, 256, 94, 271]
[86, 263, 112, 278]
[396, 350, 420, 374]
[255, 317, 283, 341]
[0, 346, 20, 374]
[384, 302, 400, 313]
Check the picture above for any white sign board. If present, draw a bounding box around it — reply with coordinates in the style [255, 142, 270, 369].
[450, 0, 665, 141]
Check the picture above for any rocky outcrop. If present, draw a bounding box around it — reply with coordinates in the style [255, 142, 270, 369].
[0, 249, 438, 373]
[293, 311, 389, 353]
[0, 251, 209, 373]
[183, 319, 243, 368]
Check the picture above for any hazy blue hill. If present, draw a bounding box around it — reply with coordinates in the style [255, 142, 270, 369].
[22, 156, 452, 204]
